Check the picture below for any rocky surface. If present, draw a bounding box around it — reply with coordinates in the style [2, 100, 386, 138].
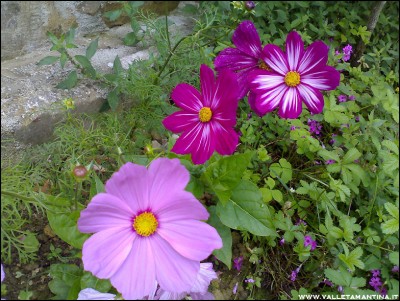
[1, 1, 198, 160]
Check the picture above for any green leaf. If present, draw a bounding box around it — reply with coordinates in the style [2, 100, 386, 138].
[382, 203, 399, 234]
[269, 158, 292, 184]
[56, 71, 78, 89]
[65, 27, 76, 45]
[86, 38, 99, 60]
[216, 180, 277, 237]
[107, 88, 119, 111]
[80, 272, 112, 293]
[203, 152, 254, 204]
[47, 31, 59, 44]
[324, 268, 352, 286]
[318, 149, 341, 162]
[103, 10, 122, 21]
[47, 208, 90, 249]
[113, 56, 123, 75]
[49, 264, 82, 300]
[382, 140, 399, 155]
[93, 172, 105, 193]
[342, 148, 361, 164]
[37, 56, 60, 66]
[74, 55, 96, 78]
[385, 203, 399, 219]
[22, 232, 40, 253]
[208, 206, 232, 269]
[60, 52, 68, 68]
[389, 252, 399, 266]
[338, 246, 364, 271]
[123, 32, 138, 46]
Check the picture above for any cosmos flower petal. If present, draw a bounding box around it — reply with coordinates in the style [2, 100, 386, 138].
[232, 20, 262, 58]
[285, 31, 304, 70]
[248, 92, 264, 117]
[155, 190, 209, 222]
[157, 220, 222, 261]
[214, 48, 259, 72]
[162, 111, 199, 133]
[297, 84, 325, 115]
[105, 162, 149, 212]
[212, 68, 240, 109]
[254, 84, 288, 116]
[110, 238, 156, 300]
[77, 288, 116, 300]
[211, 122, 239, 156]
[148, 158, 191, 206]
[301, 66, 340, 91]
[249, 69, 284, 93]
[172, 123, 216, 165]
[152, 234, 199, 293]
[298, 41, 329, 74]
[78, 193, 132, 233]
[261, 44, 288, 75]
[82, 227, 135, 279]
[278, 88, 303, 119]
[171, 83, 203, 113]
[191, 263, 218, 293]
[200, 65, 216, 107]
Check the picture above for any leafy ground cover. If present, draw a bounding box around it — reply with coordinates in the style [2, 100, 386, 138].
[1, 1, 399, 300]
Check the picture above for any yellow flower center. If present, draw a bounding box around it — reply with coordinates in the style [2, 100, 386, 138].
[199, 107, 213, 123]
[284, 71, 301, 87]
[133, 212, 158, 237]
[258, 61, 271, 71]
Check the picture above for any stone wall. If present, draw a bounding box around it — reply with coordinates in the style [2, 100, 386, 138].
[1, 1, 180, 61]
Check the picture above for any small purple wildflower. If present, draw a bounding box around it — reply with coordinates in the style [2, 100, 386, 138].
[290, 270, 298, 282]
[279, 238, 285, 246]
[335, 50, 341, 56]
[380, 287, 387, 297]
[290, 125, 297, 131]
[304, 235, 317, 251]
[323, 279, 333, 287]
[245, 278, 255, 283]
[348, 95, 356, 101]
[338, 286, 343, 293]
[233, 282, 239, 294]
[326, 160, 336, 165]
[247, 112, 253, 119]
[354, 159, 360, 164]
[233, 256, 243, 271]
[342, 44, 353, 62]
[296, 219, 307, 226]
[371, 269, 381, 277]
[330, 133, 337, 145]
[245, 1, 256, 10]
[392, 265, 399, 273]
[369, 276, 382, 290]
[338, 94, 347, 103]
[314, 160, 321, 165]
[307, 119, 322, 136]
[355, 115, 360, 122]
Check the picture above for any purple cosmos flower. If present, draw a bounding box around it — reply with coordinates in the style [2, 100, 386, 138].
[304, 235, 317, 251]
[78, 158, 222, 300]
[77, 288, 116, 300]
[233, 256, 244, 271]
[214, 20, 267, 100]
[248, 31, 340, 119]
[163, 64, 240, 165]
[155, 262, 218, 300]
[338, 94, 347, 103]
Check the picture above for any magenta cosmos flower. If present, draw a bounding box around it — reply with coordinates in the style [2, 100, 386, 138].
[248, 31, 340, 119]
[77, 158, 222, 300]
[162, 64, 240, 165]
[214, 20, 268, 100]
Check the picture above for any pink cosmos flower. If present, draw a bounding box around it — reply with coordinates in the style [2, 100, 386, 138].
[214, 20, 268, 100]
[248, 31, 340, 119]
[162, 64, 240, 165]
[78, 158, 222, 300]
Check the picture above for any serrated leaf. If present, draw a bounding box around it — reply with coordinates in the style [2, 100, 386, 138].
[338, 246, 364, 271]
[56, 71, 78, 89]
[318, 149, 340, 162]
[324, 268, 352, 286]
[74, 55, 96, 78]
[208, 206, 232, 269]
[385, 203, 399, 219]
[382, 140, 399, 155]
[342, 148, 361, 164]
[216, 180, 277, 237]
[389, 252, 399, 266]
[37, 56, 59, 66]
[203, 152, 254, 204]
[86, 38, 98, 60]
[382, 219, 399, 235]
[49, 264, 82, 300]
